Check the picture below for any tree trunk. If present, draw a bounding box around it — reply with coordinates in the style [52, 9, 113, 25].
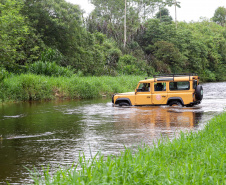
[124, 0, 127, 48]
[175, 0, 177, 28]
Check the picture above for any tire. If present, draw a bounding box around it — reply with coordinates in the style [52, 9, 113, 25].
[169, 101, 182, 107]
[195, 85, 203, 101]
[119, 102, 130, 106]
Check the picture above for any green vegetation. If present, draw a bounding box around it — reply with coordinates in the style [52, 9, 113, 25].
[0, 0, 225, 83]
[31, 112, 226, 184]
[27, 61, 74, 77]
[212, 6, 226, 27]
[0, 74, 143, 102]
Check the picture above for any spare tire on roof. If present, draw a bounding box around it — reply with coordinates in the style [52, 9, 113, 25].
[195, 85, 203, 101]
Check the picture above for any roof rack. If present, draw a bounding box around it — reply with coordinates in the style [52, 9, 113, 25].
[153, 73, 198, 82]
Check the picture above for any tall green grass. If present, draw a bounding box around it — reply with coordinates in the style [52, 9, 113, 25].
[0, 74, 143, 102]
[31, 112, 226, 184]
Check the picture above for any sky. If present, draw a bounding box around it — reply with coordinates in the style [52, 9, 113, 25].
[66, 0, 226, 22]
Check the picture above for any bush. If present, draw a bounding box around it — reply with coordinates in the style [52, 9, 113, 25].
[200, 69, 216, 82]
[28, 61, 74, 77]
[40, 48, 64, 65]
[94, 32, 106, 44]
[118, 55, 148, 75]
[0, 67, 9, 81]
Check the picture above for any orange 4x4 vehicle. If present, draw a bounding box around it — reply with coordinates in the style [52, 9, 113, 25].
[112, 74, 203, 107]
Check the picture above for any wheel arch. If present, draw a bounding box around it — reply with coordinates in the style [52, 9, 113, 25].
[167, 97, 184, 106]
[115, 98, 132, 106]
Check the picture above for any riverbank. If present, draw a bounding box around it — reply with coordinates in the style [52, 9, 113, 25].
[0, 74, 143, 102]
[31, 112, 226, 184]
[1, 74, 225, 103]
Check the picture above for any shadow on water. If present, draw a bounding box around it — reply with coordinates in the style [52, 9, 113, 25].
[0, 82, 225, 184]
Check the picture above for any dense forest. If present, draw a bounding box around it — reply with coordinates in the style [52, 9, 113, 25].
[0, 0, 226, 81]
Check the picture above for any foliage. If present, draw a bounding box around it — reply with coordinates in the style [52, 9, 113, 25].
[21, 0, 123, 75]
[117, 55, 147, 75]
[40, 48, 64, 65]
[27, 61, 74, 77]
[0, 74, 143, 102]
[153, 41, 186, 73]
[135, 18, 226, 81]
[0, 0, 225, 81]
[21, 0, 82, 57]
[176, 20, 226, 81]
[155, 8, 173, 23]
[212, 6, 226, 27]
[31, 112, 226, 184]
[0, 67, 9, 82]
[0, 0, 44, 72]
[87, 0, 176, 47]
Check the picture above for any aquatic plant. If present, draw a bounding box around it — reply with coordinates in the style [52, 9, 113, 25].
[31, 112, 226, 184]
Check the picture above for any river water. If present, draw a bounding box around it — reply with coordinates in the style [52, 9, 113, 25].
[0, 82, 226, 184]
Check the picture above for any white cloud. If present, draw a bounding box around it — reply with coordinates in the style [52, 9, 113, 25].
[65, 0, 94, 16]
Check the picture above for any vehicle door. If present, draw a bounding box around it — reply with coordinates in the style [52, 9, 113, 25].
[135, 83, 152, 105]
[152, 82, 168, 104]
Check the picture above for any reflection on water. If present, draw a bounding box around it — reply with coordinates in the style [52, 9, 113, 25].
[0, 82, 226, 184]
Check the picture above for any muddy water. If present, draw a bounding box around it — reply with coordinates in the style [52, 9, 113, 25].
[0, 82, 225, 184]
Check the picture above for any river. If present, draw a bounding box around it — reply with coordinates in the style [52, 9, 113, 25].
[0, 82, 226, 184]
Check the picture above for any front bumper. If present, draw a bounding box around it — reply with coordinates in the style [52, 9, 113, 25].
[112, 94, 115, 103]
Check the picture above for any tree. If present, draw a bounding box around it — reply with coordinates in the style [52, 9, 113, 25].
[212, 6, 226, 27]
[87, 0, 177, 48]
[0, 0, 44, 72]
[153, 41, 186, 73]
[21, 0, 118, 75]
[22, 0, 83, 58]
[155, 8, 173, 22]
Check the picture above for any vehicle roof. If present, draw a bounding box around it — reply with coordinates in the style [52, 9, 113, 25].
[139, 75, 199, 83]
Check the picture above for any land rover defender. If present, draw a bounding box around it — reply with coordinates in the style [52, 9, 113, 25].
[112, 74, 203, 107]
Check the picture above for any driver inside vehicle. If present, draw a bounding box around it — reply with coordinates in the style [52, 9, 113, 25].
[142, 83, 150, 92]
[155, 83, 163, 91]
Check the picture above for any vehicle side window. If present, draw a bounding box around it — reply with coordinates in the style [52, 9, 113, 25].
[193, 80, 197, 89]
[137, 83, 150, 92]
[169, 81, 190, 90]
[154, 83, 166, 91]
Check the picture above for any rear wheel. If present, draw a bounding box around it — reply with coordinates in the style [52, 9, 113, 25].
[169, 101, 182, 107]
[119, 102, 130, 106]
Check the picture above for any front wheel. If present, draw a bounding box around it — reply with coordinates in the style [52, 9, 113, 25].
[119, 102, 130, 107]
[169, 101, 182, 107]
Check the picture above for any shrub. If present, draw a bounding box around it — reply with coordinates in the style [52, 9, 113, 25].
[94, 32, 106, 44]
[28, 61, 74, 77]
[40, 48, 64, 65]
[0, 67, 9, 81]
[201, 69, 216, 82]
[118, 55, 148, 75]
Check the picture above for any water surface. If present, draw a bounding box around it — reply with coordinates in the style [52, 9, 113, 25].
[0, 82, 225, 184]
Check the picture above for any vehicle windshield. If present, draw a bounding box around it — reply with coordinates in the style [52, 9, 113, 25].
[137, 83, 150, 92]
